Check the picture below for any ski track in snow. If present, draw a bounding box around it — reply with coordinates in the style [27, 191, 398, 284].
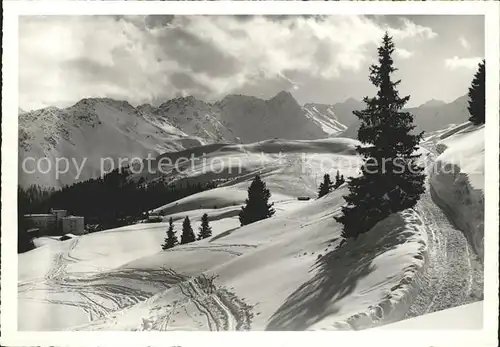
[144, 273, 252, 331]
[405, 146, 483, 318]
[18, 239, 183, 323]
[19, 238, 253, 330]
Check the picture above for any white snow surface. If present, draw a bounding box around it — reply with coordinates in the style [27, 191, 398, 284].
[376, 301, 482, 330]
[429, 123, 484, 261]
[18, 137, 430, 331]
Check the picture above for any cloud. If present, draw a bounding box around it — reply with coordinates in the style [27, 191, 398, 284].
[459, 36, 470, 50]
[388, 18, 438, 40]
[394, 48, 414, 59]
[19, 15, 439, 110]
[444, 56, 482, 70]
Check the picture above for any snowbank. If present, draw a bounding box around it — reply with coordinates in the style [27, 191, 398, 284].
[429, 124, 484, 261]
[374, 301, 482, 330]
[303, 208, 428, 330]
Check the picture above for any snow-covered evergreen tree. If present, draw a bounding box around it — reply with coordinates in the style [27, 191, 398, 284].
[335, 33, 426, 240]
[333, 170, 345, 189]
[318, 174, 333, 198]
[239, 175, 275, 226]
[197, 213, 212, 240]
[162, 217, 178, 250]
[180, 216, 196, 244]
[468, 59, 485, 125]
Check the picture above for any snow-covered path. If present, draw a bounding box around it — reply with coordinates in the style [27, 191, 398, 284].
[405, 148, 483, 318]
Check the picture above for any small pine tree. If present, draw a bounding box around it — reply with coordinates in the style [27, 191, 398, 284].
[162, 217, 178, 250]
[239, 175, 275, 226]
[180, 216, 196, 244]
[467, 59, 485, 125]
[318, 174, 334, 198]
[335, 32, 426, 240]
[197, 213, 212, 240]
[333, 170, 345, 189]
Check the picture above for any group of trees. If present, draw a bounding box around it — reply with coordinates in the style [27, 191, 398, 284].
[18, 169, 218, 231]
[334, 33, 485, 240]
[162, 213, 213, 250]
[317, 170, 345, 198]
[163, 174, 275, 249]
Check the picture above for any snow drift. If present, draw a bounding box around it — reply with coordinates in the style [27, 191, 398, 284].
[429, 123, 484, 261]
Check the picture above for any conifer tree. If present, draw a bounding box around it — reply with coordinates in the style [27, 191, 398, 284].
[467, 59, 485, 125]
[333, 170, 345, 189]
[239, 175, 275, 226]
[162, 217, 178, 250]
[335, 33, 426, 240]
[197, 213, 212, 240]
[318, 174, 333, 198]
[180, 216, 196, 244]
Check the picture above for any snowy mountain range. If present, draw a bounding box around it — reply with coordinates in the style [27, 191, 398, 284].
[19, 91, 469, 188]
[19, 92, 341, 187]
[338, 95, 469, 139]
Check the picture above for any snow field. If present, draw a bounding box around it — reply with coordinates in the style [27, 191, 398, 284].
[19, 137, 432, 331]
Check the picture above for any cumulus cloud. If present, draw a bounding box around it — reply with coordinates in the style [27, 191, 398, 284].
[444, 56, 482, 70]
[19, 15, 439, 110]
[394, 48, 414, 59]
[459, 36, 470, 50]
[388, 18, 438, 40]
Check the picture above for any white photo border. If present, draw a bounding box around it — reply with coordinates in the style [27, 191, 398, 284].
[2, 1, 499, 346]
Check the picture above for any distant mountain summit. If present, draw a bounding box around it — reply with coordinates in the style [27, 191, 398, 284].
[419, 99, 447, 108]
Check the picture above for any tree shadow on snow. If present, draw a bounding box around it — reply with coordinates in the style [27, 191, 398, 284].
[266, 213, 416, 331]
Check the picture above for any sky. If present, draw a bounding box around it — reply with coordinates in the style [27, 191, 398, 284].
[19, 15, 484, 111]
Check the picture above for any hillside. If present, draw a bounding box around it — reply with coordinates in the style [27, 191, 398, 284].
[18, 137, 429, 331]
[18, 98, 205, 188]
[18, 124, 485, 331]
[302, 103, 348, 135]
[19, 92, 342, 188]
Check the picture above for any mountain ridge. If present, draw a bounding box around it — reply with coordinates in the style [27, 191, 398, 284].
[19, 91, 469, 188]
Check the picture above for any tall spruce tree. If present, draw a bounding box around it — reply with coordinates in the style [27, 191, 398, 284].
[180, 216, 196, 244]
[162, 217, 178, 250]
[197, 213, 212, 240]
[467, 59, 485, 125]
[334, 33, 426, 240]
[239, 175, 275, 226]
[318, 174, 333, 198]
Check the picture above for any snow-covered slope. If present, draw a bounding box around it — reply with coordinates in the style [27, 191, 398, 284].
[18, 137, 429, 331]
[137, 137, 360, 189]
[302, 103, 348, 135]
[138, 96, 240, 144]
[20, 92, 343, 188]
[428, 123, 484, 261]
[376, 301, 482, 330]
[19, 98, 204, 188]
